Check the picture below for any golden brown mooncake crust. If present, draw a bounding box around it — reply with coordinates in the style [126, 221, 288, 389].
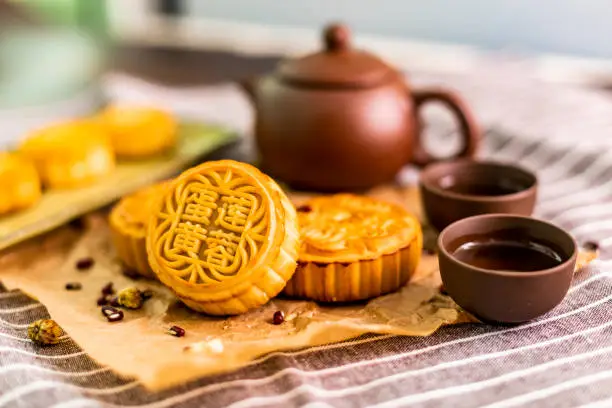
[19, 120, 115, 189]
[0, 152, 41, 215]
[284, 194, 423, 302]
[109, 182, 169, 279]
[97, 105, 177, 158]
[146, 160, 300, 315]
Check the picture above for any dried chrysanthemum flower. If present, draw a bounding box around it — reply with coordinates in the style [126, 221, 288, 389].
[27, 319, 63, 345]
[117, 287, 143, 309]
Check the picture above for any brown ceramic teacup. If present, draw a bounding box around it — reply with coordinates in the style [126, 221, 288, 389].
[438, 214, 578, 323]
[420, 160, 537, 232]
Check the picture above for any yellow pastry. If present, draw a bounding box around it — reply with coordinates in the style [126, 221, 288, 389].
[97, 105, 177, 158]
[109, 182, 169, 279]
[146, 160, 300, 315]
[284, 194, 423, 302]
[19, 120, 115, 189]
[0, 152, 41, 215]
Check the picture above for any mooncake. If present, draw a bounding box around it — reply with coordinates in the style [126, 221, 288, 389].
[19, 120, 115, 189]
[146, 160, 300, 315]
[0, 152, 41, 215]
[97, 105, 177, 158]
[109, 182, 169, 279]
[284, 194, 423, 302]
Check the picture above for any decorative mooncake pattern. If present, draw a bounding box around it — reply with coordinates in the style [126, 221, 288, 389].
[298, 194, 419, 263]
[285, 194, 422, 302]
[147, 160, 299, 315]
[154, 170, 269, 284]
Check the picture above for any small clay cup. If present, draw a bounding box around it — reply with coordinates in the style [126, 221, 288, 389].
[438, 214, 578, 323]
[420, 160, 537, 232]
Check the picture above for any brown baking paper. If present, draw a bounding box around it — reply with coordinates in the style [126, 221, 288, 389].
[0, 187, 597, 390]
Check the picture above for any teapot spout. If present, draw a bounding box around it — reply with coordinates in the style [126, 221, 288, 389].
[239, 77, 258, 103]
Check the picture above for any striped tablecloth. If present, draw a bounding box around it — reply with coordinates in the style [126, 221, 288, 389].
[0, 128, 610, 408]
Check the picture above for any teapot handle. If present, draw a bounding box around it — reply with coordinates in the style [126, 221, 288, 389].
[410, 87, 481, 167]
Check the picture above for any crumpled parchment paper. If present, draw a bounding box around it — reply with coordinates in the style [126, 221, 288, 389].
[0, 186, 596, 390]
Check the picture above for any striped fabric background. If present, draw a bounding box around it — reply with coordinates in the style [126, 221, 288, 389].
[0, 127, 611, 408]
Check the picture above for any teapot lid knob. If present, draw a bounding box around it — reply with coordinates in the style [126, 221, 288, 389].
[324, 23, 351, 52]
[279, 22, 391, 87]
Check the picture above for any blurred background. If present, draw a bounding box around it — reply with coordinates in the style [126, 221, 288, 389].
[3, 0, 612, 149]
[109, 0, 612, 57]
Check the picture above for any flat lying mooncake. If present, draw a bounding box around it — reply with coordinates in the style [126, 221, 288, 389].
[19, 121, 115, 189]
[109, 182, 169, 279]
[98, 105, 177, 158]
[0, 152, 41, 215]
[284, 194, 423, 302]
[146, 160, 300, 315]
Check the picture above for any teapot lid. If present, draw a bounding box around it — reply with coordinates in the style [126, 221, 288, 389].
[278, 24, 394, 88]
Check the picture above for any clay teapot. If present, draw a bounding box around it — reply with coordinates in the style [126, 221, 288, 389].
[242, 23, 480, 191]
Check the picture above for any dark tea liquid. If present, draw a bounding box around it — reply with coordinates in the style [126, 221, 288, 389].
[452, 240, 563, 271]
[444, 183, 523, 196]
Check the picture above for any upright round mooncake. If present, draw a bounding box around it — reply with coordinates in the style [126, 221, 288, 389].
[284, 194, 422, 302]
[146, 160, 300, 315]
